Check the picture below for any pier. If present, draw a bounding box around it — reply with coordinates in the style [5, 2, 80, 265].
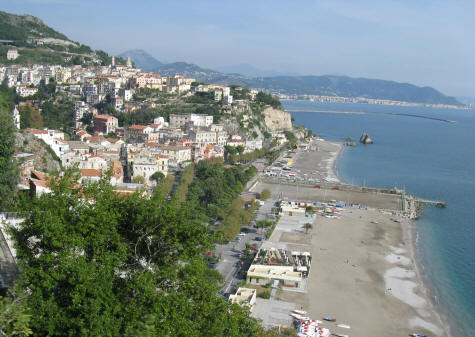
[258, 176, 446, 219]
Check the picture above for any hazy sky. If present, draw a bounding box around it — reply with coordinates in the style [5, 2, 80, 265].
[2, 0, 474, 96]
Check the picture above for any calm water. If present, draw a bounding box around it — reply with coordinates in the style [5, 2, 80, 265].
[283, 100, 475, 337]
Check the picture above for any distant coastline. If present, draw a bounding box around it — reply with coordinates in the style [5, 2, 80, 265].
[280, 96, 470, 110]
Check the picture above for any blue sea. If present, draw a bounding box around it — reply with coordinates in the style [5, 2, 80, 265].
[283, 100, 475, 337]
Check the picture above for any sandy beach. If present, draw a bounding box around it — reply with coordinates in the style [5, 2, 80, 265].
[251, 138, 448, 337]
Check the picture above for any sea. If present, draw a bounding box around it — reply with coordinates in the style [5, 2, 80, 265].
[283, 100, 475, 337]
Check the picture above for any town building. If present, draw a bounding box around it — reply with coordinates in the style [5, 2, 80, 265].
[12, 105, 20, 129]
[93, 114, 118, 134]
[228, 288, 257, 311]
[159, 145, 191, 164]
[6, 49, 18, 60]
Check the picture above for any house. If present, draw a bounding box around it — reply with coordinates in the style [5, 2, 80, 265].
[79, 168, 101, 184]
[75, 130, 91, 141]
[169, 113, 213, 128]
[110, 160, 124, 186]
[93, 114, 118, 134]
[127, 151, 159, 184]
[28, 171, 52, 197]
[228, 288, 257, 311]
[15, 85, 38, 97]
[159, 145, 191, 164]
[246, 247, 311, 290]
[189, 130, 217, 144]
[7, 49, 19, 60]
[126, 125, 155, 142]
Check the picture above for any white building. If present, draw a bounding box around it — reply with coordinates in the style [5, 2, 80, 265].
[15, 85, 38, 97]
[12, 105, 20, 130]
[6, 49, 19, 60]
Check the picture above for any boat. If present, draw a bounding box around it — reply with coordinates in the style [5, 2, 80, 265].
[336, 324, 350, 329]
[332, 334, 348, 337]
[323, 317, 336, 322]
[409, 334, 426, 337]
[293, 309, 308, 315]
[291, 313, 305, 320]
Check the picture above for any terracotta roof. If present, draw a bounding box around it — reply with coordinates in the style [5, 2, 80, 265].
[106, 138, 119, 143]
[129, 125, 147, 130]
[80, 169, 101, 177]
[111, 160, 123, 178]
[31, 170, 49, 181]
[94, 114, 116, 120]
[76, 130, 89, 136]
[149, 123, 160, 128]
[29, 178, 49, 188]
[84, 136, 107, 143]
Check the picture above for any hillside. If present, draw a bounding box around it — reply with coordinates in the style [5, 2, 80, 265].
[153, 61, 461, 106]
[0, 11, 123, 66]
[118, 49, 162, 71]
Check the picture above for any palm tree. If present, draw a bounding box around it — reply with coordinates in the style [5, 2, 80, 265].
[303, 223, 313, 234]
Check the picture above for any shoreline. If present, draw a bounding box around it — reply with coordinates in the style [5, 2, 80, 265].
[329, 137, 451, 336]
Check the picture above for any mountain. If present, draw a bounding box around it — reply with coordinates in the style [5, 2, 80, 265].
[153, 62, 461, 106]
[0, 11, 123, 66]
[244, 75, 462, 106]
[117, 49, 162, 71]
[215, 63, 300, 77]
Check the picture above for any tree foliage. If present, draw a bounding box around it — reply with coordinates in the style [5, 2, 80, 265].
[12, 172, 262, 336]
[255, 92, 282, 109]
[0, 95, 19, 210]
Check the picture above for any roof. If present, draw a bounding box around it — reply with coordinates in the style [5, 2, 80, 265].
[76, 130, 89, 136]
[84, 136, 107, 143]
[68, 141, 89, 149]
[105, 138, 120, 143]
[31, 170, 49, 181]
[80, 169, 101, 177]
[94, 114, 116, 120]
[111, 160, 123, 178]
[129, 125, 148, 130]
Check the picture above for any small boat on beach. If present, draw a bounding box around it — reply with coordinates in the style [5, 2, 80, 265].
[336, 324, 350, 329]
[332, 334, 348, 337]
[323, 317, 336, 322]
[293, 309, 308, 315]
[409, 334, 426, 337]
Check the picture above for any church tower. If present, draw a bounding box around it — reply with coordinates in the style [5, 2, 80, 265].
[126, 56, 132, 68]
[12, 105, 20, 130]
[111, 56, 115, 67]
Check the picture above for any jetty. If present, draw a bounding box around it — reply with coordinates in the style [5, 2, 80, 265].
[258, 176, 445, 220]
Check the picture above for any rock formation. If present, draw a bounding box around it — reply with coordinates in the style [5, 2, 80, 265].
[263, 107, 292, 132]
[359, 133, 373, 144]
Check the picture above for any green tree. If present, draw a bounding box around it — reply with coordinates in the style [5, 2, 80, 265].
[0, 108, 19, 210]
[0, 287, 33, 337]
[150, 171, 165, 182]
[260, 189, 271, 201]
[19, 104, 43, 129]
[236, 145, 245, 155]
[132, 175, 145, 184]
[303, 223, 313, 234]
[305, 206, 314, 213]
[12, 173, 262, 336]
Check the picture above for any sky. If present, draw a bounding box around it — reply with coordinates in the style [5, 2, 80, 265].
[1, 0, 474, 96]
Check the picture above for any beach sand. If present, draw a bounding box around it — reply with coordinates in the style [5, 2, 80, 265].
[250, 138, 448, 337]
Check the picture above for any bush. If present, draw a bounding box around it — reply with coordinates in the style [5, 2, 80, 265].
[258, 290, 271, 299]
[260, 189, 271, 201]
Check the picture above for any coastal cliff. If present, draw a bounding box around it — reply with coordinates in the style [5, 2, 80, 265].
[263, 106, 292, 132]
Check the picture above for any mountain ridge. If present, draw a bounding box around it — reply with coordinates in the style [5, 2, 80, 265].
[117, 49, 162, 71]
[152, 61, 461, 106]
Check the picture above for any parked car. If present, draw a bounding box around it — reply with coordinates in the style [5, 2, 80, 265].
[254, 237, 262, 241]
